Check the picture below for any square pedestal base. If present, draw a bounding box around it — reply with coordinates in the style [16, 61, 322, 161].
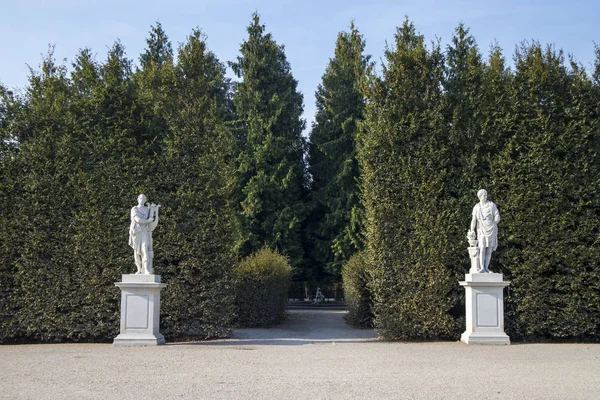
[460, 273, 510, 345]
[113, 332, 166, 346]
[460, 331, 510, 345]
[113, 274, 167, 347]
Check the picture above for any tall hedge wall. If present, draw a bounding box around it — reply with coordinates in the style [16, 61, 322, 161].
[359, 20, 600, 341]
[0, 26, 237, 342]
[492, 44, 600, 340]
[2, 17, 599, 343]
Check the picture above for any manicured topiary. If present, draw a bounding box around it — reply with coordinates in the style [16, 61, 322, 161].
[491, 43, 600, 341]
[359, 19, 459, 340]
[234, 248, 292, 327]
[341, 251, 373, 328]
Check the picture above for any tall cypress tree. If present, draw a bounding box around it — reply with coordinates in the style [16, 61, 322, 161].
[307, 22, 371, 281]
[66, 47, 123, 339]
[136, 22, 174, 167]
[360, 19, 457, 339]
[442, 25, 488, 316]
[0, 84, 26, 341]
[230, 13, 307, 269]
[157, 29, 237, 339]
[480, 42, 514, 174]
[139, 22, 173, 69]
[3, 49, 83, 341]
[445, 24, 486, 191]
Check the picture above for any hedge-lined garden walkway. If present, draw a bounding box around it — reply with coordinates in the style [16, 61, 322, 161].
[229, 309, 378, 345]
[1, 309, 599, 399]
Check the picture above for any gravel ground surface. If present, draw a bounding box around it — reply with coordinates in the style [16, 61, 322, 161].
[2, 309, 600, 400]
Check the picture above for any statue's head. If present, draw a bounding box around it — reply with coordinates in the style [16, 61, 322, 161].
[137, 194, 147, 204]
[477, 189, 488, 200]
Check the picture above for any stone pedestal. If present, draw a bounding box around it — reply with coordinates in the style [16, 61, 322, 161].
[459, 273, 510, 345]
[113, 274, 167, 346]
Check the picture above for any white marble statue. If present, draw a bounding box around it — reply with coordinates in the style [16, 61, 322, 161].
[468, 189, 500, 273]
[129, 194, 161, 275]
[313, 287, 325, 304]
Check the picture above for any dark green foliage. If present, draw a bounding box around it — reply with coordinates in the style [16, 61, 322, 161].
[139, 22, 174, 69]
[359, 19, 459, 340]
[136, 23, 174, 165]
[492, 43, 600, 340]
[0, 27, 237, 342]
[155, 29, 237, 340]
[359, 19, 600, 341]
[341, 251, 373, 327]
[441, 25, 490, 321]
[230, 13, 308, 270]
[307, 23, 371, 281]
[0, 85, 24, 340]
[0, 47, 130, 342]
[2, 17, 599, 343]
[234, 247, 292, 327]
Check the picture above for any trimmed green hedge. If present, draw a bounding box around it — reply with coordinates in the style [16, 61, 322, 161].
[359, 20, 600, 341]
[341, 251, 373, 328]
[234, 248, 292, 327]
[0, 26, 237, 343]
[491, 42, 600, 341]
[359, 20, 459, 340]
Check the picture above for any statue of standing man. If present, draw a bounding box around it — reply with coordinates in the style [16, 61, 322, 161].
[129, 194, 161, 275]
[468, 189, 500, 273]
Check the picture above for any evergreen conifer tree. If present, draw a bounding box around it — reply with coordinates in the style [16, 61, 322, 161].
[139, 22, 173, 69]
[157, 29, 237, 338]
[492, 43, 600, 339]
[3, 49, 84, 340]
[445, 24, 486, 189]
[307, 23, 371, 281]
[68, 42, 157, 339]
[0, 84, 26, 341]
[136, 22, 174, 166]
[230, 13, 307, 269]
[360, 19, 457, 339]
[442, 25, 488, 314]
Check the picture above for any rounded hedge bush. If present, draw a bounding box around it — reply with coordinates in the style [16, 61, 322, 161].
[234, 247, 292, 327]
[342, 251, 373, 328]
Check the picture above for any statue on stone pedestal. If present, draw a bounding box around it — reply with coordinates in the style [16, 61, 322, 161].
[129, 194, 161, 275]
[468, 189, 500, 273]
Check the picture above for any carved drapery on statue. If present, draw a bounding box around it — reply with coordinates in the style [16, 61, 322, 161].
[129, 194, 161, 274]
[460, 189, 510, 345]
[467, 189, 500, 273]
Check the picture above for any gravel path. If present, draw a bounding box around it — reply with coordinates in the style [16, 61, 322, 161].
[1, 309, 599, 399]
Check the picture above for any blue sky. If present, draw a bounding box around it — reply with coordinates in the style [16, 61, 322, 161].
[1, 0, 598, 129]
